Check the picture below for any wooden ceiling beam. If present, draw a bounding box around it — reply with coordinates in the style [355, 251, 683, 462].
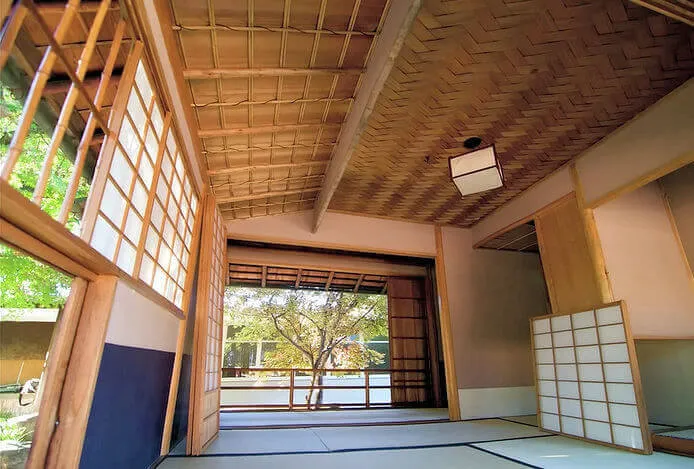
[208, 160, 329, 176]
[203, 143, 336, 154]
[216, 187, 321, 204]
[183, 67, 363, 79]
[198, 123, 340, 137]
[295, 269, 302, 288]
[629, 0, 694, 26]
[220, 198, 316, 213]
[261, 266, 267, 288]
[37, 1, 120, 13]
[311, 0, 422, 232]
[192, 97, 352, 108]
[173, 24, 376, 36]
[353, 274, 365, 293]
[325, 272, 335, 290]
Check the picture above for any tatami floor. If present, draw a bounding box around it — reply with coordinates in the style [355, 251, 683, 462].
[161, 412, 693, 468]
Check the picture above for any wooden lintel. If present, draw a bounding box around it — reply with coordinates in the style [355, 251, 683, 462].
[208, 160, 329, 176]
[216, 187, 321, 204]
[184, 67, 363, 79]
[312, 0, 422, 232]
[198, 123, 340, 138]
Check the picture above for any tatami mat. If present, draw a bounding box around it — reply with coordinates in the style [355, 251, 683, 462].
[160, 445, 527, 469]
[204, 428, 328, 455]
[220, 408, 449, 428]
[473, 435, 694, 468]
[312, 419, 546, 451]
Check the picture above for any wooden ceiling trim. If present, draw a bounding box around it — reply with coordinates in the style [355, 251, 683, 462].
[312, 0, 422, 232]
[208, 160, 329, 176]
[170, 0, 391, 220]
[629, 0, 694, 25]
[216, 187, 321, 204]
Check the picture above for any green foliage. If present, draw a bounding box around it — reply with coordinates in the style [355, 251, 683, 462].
[0, 87, 78, 309]
[0, 411, 30, 443]
[225, 287, 388, 371]
[0, 86, 90, 233]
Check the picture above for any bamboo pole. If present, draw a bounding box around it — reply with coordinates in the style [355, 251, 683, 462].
[0, 0, 81, 180]
[0, 2, 28, 71]
[58, 20, 126, 224]
[33, 0, 111, 205]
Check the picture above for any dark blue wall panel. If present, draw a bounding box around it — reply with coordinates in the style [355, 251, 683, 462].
[80, 343, 174, 469]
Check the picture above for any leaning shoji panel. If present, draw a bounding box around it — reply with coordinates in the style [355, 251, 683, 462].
[86, 58, 199, 308]
[531, 301, 652, 453]
[204, 205, 225, 393]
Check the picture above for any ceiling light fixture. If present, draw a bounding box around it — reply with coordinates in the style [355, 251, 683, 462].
[448, 144, 504, 196]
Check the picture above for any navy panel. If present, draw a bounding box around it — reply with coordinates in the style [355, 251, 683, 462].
[80, 343, 174, 469]
[170, 353, 191, 447]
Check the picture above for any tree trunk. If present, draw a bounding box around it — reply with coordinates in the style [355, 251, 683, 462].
[315, 374, 324, 409]
[305, 371, 320, 409]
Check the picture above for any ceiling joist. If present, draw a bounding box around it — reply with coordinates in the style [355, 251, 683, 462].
[216, 187, 321, 204]
[208, 160, 329, 176]
[173, 24, 377, 37]
[183, 67, 363, 79]
[312, 0, 422, 232]
[198, 123, 340, 138]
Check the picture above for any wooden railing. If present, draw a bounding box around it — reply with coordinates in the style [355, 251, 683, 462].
[220, 367, 428, 410]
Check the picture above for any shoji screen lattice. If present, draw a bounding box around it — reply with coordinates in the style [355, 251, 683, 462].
[84, 54, 199, 308]
[531, 301, 651, 453]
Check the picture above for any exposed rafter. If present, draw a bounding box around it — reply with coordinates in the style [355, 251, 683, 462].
[183, 67, 363, 79]
[173, 24, 377, 36]
[216, 187, 321, 204]
[208, 160, 329, 176]
[198, 123, 340, 137]
[312, 0, 422, 232]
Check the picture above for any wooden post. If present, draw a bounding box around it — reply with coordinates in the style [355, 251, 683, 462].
[289, 369, 294, 410]
[364, 370, 370, 409]
[0, 2, 28, 71]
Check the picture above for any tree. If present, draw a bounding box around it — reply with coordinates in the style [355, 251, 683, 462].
[0, 87, 83, 310]
[225, 287, 388, 409]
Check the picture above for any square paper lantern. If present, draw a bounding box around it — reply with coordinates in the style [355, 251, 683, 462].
[448, 145, 504, 196]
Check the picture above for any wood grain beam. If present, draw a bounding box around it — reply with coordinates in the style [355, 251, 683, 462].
[312, 0, 422, 232]
[184, 67, 363, 79]
[353, 273, 365, 293]
[629, 0, 694, 26]
[173, 24, 377, 36]
[208, 160, 329, 176]
[216, 187, 321, 204]
[198, 123, 340, 137]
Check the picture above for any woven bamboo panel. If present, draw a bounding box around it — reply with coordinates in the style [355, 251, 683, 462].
[169, 0, 389, 220]
[329, 0, 694, 227]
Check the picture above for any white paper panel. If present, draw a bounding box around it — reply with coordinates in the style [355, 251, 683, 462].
[574, 327, 598, 346]
[572, 310, 595, 328]
[553, 331, 574, 347]
[538, 364, 555, 380]
[556, 364, 577, 381]
[582, 400, 609, 422]
[554, 347, 575, 364]
[604, 363, 633, 383]
[532, 304, 646, 452]
[598, 324, 626, 343]
[561, 416, 584, 436]
[585, 419, 612, 443]
[539, 380, 557, 397]
[558, 380, 580, 399]
[536, 349, 554, 364]
[596, 305, 622, 325]
[551, 315, 571, 331]
[609, 403, 640, 427]
[576, 345, 600, 363]
[580, 382, 606, 401]
[534, 333, 552, 349]
[542, 413, 560, 432]
[601, 343, 629, 363]
[613, 424, 643, 450]
[534, 318, 550, 334]
[540, 396, 558, 414]
[560, 398, 582, 418]
[606, 383, 636, 404]
[578, 364, 604, 382]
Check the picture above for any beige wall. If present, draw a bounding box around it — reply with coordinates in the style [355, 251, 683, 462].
[225, 210, 436, 257]
[576, 78, 694, 207]
[660, 163, 694, 270]
[441, 227, 549, 389]
[594, 182, 694, 338]
[0, 322, 55, 384]
[635, 339, 694, 426]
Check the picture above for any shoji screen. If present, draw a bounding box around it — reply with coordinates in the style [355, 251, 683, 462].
[189, 197, 226, 454]
[531, 301, 651, 453]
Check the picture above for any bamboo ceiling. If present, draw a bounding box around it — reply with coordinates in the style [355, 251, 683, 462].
[169, 0, 693, 226]
[169, 0, 388, 220]
[329, 0, 694, 226]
